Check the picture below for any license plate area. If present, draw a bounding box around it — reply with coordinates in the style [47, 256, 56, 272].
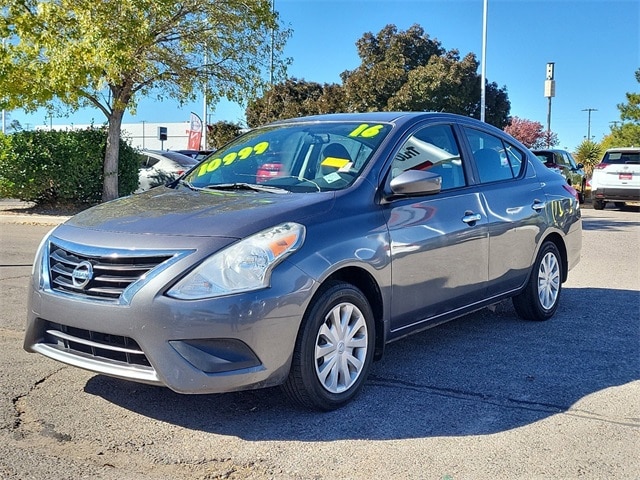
[619, 173, 633, 180]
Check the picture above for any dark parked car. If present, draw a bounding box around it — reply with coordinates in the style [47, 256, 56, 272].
[24, 113, 582, 410]
[174, 149, 214, 161]
[532, 149, 587, 203]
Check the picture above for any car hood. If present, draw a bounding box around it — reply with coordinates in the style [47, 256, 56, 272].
[65, 186, 335, 237]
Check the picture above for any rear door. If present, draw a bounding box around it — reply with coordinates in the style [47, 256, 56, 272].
[460, 126, 547, 296]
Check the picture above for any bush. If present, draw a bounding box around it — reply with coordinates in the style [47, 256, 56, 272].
[574, 139, 603, 178]
[0, 127, 140, 207]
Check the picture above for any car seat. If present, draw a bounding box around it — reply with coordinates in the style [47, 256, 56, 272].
[475, 148, 508, 183]
[319, 143, 353, 176]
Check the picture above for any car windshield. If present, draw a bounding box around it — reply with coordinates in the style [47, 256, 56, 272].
[184, 121, 393, 192]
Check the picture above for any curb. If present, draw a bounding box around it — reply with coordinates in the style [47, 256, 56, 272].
[0, 199, 71, 225]
[0, 214, 70, 226]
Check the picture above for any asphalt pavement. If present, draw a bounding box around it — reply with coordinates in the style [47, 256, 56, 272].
[0, 200, 638, 479]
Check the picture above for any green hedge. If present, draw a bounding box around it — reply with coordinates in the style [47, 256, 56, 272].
[0, 127, 140, 206]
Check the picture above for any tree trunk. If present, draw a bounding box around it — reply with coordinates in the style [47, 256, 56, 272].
[103, 109, 125, 202]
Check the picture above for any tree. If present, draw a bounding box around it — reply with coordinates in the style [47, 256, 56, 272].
[504, 116, 558, 148]
[246, 78, 326, 127]
[618, 68, 640, 122]
[1, 0, 290, 201]
[388, 50, 510, 127]
[246, 78, 347, 127]
[247, 24, 511, 129]
[207, 121, 243, 150]
[604, 68, 640, 147]
[339, 24, 444, 112]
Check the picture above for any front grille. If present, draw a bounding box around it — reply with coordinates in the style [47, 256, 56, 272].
[44, 321, 151, 368]
[48, 242, 173, 301]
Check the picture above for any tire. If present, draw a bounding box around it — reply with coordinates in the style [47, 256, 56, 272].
[578, 180, 587, 205]
[513, 241, 563, 321]
[282, 281, 375, 411]
[592, 198, 605, 210]
[614, 202, 625, 209]
[578, 182, 586, 204]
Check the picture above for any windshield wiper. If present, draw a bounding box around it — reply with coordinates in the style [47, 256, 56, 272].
[204, 182, 290, 194]
[179, 179, 200, 191]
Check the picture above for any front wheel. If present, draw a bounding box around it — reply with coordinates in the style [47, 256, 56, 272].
[282, 281, 375, 410]
[513, 241, 563, 321]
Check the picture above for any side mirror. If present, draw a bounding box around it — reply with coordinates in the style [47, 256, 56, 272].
[389, 170, 442, 196]
[576, 163, 584, 169]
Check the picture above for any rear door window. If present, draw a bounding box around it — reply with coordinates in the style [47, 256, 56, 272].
[463, 127, 524, 183]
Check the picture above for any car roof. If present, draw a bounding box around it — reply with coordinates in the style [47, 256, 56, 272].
[605, 147, 640, 152]
[268, 111, 515, 139]
[143, 150, 198, 165]
[532, 149, 569, 153]
[268, 111, 490, 127]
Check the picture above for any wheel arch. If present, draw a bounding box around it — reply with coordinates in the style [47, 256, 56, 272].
[314, 267, 386, 360]
[541, 232, 569, 283]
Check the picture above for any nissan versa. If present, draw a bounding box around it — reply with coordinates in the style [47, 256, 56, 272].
[24, 112, 582, 410]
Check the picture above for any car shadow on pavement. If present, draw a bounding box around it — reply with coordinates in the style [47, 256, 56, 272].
[582, 211, 640, 232]
[84, 286, 639, 441]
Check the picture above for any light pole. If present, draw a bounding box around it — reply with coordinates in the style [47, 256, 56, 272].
[1, 38, 5, 134]
[582, 108, 597, 140]
[544, 62, 556, 148]
[480, 0, 488, 122]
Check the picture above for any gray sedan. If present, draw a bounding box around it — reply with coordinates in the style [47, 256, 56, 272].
[24, 112, 582, 410]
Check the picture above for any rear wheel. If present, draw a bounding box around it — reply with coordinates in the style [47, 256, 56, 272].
[592, 198, 605, 210]
[513, 241, 563, 321]
[614, 202, 626, 209]
[282, 281, 375, 410]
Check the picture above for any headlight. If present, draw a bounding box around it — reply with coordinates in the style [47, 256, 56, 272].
[32, 227, 56, 279]
[167, 222, 305, 300]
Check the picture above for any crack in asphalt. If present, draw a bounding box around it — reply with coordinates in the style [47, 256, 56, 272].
[368, 375, 640, 428]
[11, 366, 69, 432]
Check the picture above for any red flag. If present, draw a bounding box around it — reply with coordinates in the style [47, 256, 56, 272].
[187, 112, 202, 150]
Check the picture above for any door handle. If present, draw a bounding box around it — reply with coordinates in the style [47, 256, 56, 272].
[532, 200, 546, 211]
[462, 212, 482, 224]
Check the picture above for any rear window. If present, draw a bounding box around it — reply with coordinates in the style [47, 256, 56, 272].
[533, 152, 554, 163]
[602, 151, 640, 165]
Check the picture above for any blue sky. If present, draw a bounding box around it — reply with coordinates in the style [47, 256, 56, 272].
[10, 0, 640, 151]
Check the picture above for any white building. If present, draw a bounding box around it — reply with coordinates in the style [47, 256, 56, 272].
[38, 121, 195, 151]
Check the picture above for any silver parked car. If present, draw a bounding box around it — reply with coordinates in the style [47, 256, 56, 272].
[24, 113, 582, 410]
[136, 150, 199, 193]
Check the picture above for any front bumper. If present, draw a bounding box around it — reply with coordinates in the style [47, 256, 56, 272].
[24, 231, 316, 394]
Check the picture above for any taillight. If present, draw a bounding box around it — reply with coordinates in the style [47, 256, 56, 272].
[594, 163, 607, 170]
[563, 184, 579, 203]
[257, 163, 282, 183]
[176, 170, 185, 175]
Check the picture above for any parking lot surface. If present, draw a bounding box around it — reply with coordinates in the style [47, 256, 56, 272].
[0, 205, 638, 479]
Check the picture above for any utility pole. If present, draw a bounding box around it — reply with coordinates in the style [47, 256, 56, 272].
[582, 108, 597, 140]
